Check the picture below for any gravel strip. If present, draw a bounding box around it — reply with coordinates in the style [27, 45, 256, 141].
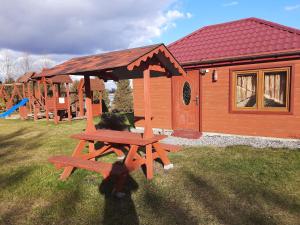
[160, 133, 300, 149]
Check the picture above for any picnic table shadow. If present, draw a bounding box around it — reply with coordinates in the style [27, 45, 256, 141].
[99, 173, 139, 225]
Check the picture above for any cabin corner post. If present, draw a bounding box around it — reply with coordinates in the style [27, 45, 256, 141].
[143, 68, 153, 139]
[84, 75, 96, 132]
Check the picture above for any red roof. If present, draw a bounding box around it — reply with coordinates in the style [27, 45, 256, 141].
[41, 44, 186, 79]
[17, 72, 36, 83]
[79, 78, 105, 91]
[168, 17, 300, 65]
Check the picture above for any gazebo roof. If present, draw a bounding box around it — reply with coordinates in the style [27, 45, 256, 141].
[17, 71, 72, 84]
[46, 75, 73, 84]
[79, 78, 105, 92]
[17, 72, 36, 83]
[33, 71, 73, 84]
[40, 44, 186, 80]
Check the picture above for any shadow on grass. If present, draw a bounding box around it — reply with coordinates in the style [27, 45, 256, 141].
[184, 171, 279, 225]
[96, 112, 131, 131]
[0, 165, 36, 189]
[0, 128, 46, 165]
[143, 185, 199, 225]
[23, 172, 86, 225]
[98, 175, 139, 225]
[229, 178, 300, 215]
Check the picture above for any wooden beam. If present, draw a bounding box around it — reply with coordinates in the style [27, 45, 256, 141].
[66, 83, 71, 122]
[84, 75, 96, 132]
[143, 69, 153, 139]
[78, 79, 84, 117]
[52, 83, 58, 124]
[43, 77, 49, 121]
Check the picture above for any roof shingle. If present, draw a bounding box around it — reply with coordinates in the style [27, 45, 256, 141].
[168, 17, 300, 64]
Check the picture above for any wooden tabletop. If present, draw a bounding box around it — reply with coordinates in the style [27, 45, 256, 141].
[71, 129, 167, 146]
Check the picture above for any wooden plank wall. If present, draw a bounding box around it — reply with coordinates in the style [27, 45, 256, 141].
[201, 60, 300, 138]
[133, 76, 172, 129]
[132, 60, 300, 138]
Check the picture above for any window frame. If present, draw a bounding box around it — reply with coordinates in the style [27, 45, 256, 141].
[231, 67, 291, 113]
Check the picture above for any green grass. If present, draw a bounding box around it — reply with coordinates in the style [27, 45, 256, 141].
[0, 119, 299, 225]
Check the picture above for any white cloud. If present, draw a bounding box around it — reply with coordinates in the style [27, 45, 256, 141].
[0, 0, 190, 55]
[284, 4, 300, 11]
[0, 0, 192, 86]
[222, 1, 239, 7]
[128, 9, 192, 47]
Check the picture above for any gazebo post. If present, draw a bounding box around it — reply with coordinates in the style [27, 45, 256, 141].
[22, 83, 26, 98]
[27, 82, 32, 114]
[78, 80, 84, 117]
[66, 83, 71, 122]
[37, 80, 41, 102]
[99, 91, 103, 114]
[43, 77, 49, 121]
[84, 75, 96, 132]
[143, 68, 153, 139]
[143, 68, 154, 179]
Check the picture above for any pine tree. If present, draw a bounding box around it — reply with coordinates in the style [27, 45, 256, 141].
[113, 80, 133, 112]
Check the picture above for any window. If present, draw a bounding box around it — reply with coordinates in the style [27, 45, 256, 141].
[183, 81, 191, 105]
[232, 67, 291, 112]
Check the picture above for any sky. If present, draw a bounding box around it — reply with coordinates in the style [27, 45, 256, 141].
[0, 0, 299, 88]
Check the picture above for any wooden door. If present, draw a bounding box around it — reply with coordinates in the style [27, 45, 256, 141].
[172, 70, 200, 131]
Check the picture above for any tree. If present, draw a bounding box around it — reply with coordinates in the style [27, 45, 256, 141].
[0, 50, 16, 82]
[102, 88, 110, 112]
[18, 53, 33, 74]
[112, 80, 133, 112]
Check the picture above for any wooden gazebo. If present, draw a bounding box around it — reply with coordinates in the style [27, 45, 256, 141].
[17, 71, 73, 123]
[32, 72, 73, 123]
[77, 78, 105, 117]
[47, 44, 186, 185]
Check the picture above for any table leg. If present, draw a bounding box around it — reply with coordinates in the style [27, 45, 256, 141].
[153, 143, 173, 170]
[146, 144, 153, 179]
[60, 140, 86, 180]
[124, 145, 138, 171]
[88, 141, 96, 161]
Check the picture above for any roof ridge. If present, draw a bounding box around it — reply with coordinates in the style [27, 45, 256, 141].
[73, 43, 163, 60]
[168, 18, 254, 48]
[168, 17, 300, 48]
[250, 17, 300, 35]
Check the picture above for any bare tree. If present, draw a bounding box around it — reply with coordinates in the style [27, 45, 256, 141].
[18, 53, 33, 74]
[0, 50, 16, 83]
[37, 55, 55, 71]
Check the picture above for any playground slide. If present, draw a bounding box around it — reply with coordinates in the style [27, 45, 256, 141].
[0, 98, 29, 118]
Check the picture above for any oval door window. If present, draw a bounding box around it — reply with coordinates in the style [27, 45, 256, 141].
[182, 81, 191, 105]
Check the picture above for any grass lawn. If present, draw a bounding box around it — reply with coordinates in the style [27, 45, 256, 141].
[0, 119, 299, 225]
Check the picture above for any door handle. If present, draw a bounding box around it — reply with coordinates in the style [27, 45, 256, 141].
[193, 96, 199, 105]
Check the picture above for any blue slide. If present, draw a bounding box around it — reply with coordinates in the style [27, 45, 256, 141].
[0, 98, 29, 118]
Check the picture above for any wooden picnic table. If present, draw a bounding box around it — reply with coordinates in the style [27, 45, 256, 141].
[46, 44, 186, 190]
[56, 129, 173, 180]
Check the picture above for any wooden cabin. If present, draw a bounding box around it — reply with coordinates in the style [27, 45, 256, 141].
[133, 18, 300, 139]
